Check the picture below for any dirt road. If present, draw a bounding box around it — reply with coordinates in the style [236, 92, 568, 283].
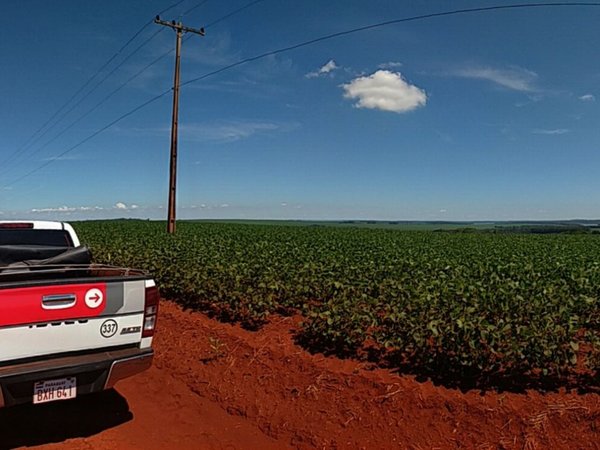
[0, 366, 280, 450]
[1, 301, 599, 449]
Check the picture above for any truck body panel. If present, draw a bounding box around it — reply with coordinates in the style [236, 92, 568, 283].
[0, 221, 157, 408]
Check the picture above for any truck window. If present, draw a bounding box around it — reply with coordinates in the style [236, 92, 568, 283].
[0, 230, 74, 247]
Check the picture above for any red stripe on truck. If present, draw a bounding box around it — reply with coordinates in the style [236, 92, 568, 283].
[0, 283, 107, 327]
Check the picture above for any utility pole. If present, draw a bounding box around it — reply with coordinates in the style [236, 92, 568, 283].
[154, 16, 205, 234]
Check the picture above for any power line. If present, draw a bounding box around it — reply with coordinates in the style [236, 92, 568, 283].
[1, 47, 177, 175]
[204, 0, 264, 28]
[0, 0, 216, 173]
[3, 0, 252, 177]
[1, 0, 215, 178]
[4, 1, 600, 189]
[49, 0, 214, 141]
[183, 0, 211, 16]
[150, 0, 260, 232]
[3, 91, 172, 189]
[59, 28, 165, 120]
[43, 0, 213, 143]
[7, 28, 167, 169]
[0, 0, 195, 169]
[182, 2, 600, 88]
[158, 0, 188, 16]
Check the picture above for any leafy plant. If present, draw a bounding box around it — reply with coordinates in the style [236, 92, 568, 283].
[75, 220, 600, 388]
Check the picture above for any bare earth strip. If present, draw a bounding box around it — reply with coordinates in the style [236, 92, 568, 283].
[2, 300, 599, 449]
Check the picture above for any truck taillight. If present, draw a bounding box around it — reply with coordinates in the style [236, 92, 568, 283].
[143, 285, 160, 338]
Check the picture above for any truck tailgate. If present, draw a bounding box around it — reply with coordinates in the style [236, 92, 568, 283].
[0, 279, 148, 363]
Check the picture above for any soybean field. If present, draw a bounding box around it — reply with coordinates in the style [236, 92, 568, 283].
[75, 220, 600, 389]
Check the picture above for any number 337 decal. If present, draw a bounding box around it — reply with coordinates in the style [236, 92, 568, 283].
[100, 319, 118, 338]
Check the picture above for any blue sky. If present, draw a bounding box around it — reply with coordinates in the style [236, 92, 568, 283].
[1, 0, 599, 221]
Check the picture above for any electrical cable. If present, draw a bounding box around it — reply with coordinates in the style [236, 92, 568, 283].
[9, 27, 167, 166]
[14, 0, 211, 165]
[204, 0, 264, 28]
[183, 2, 600, 87]
[1, 0, 214, 177]
[0, 0, 190, 169]
[157, 0, 188, 16]
[4, 91, 172, 189]
[12, 47, 177, 170]
[4, 2, 599, 189]
[183, 0, 211, 17]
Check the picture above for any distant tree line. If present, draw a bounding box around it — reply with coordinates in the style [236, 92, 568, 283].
[435, 224, 598, 235]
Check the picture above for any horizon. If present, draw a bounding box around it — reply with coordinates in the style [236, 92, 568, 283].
[4, 216, 600, 224]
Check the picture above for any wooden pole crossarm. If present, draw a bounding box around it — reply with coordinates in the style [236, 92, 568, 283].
[154, 16, 206, 36]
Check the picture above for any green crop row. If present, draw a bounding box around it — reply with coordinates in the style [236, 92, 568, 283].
[75, 220, 600, 388]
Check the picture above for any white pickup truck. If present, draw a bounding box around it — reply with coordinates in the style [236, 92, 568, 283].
[0, 221, 157, 407]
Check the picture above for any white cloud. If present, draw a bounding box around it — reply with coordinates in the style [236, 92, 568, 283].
[305, 59, 339, 78]
[378, 61, 403, 69]
[579, 94, 595, 102]
[514, 94, 544, 108]
[31, 205, 75, 213]
[30, 205, 104, 213]
[115, 202, 128, 210]
[126, 120, 298, 144]
[532, 128, 570, 135]
[40, 154, 85, 162]
[183, 122, 280, 142]
[452, 65, 538, 92]
[131, 204, 139, 209]
[341, 70, 427, 113]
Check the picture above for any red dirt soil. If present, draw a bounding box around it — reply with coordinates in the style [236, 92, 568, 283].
[3, 300, 599, 449]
